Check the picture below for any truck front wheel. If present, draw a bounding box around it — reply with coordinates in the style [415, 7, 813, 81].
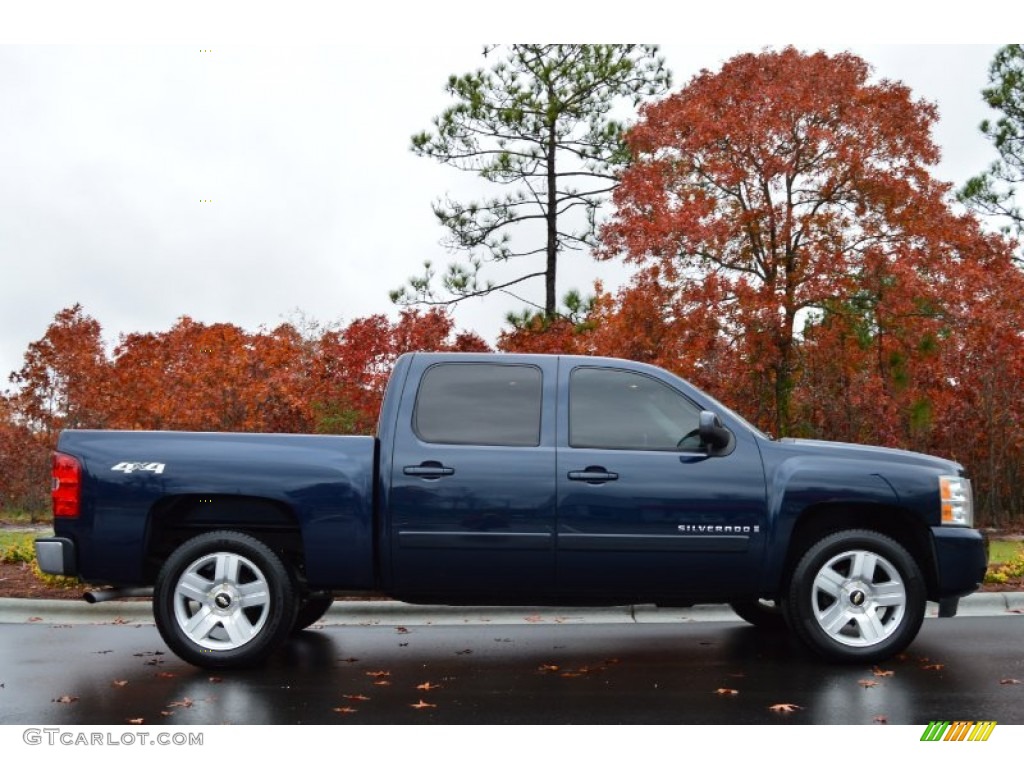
[785, 529, 926, 664]
[154, 531, 298, 669]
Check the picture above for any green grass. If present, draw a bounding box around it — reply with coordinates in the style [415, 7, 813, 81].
[988, 539, 1024, 565]
[0, 531, 38, 564]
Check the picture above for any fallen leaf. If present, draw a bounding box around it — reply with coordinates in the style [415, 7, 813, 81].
[52, 695, 79, 704]
[332, 707, 358, 714]
[373, 680, 391, 687]
[94, 650, 113, 654]
[143, 659, 164, 666]
[455, 649, 473, 655]
[395, 626, 410, 634]
[921, 664, 945, 671]
[160, 711, 174, 717]
[155, 671, 176, 679]
[768, 703, 802, 713]
[410, 699, 436, 709]
[873, 715, 889, 724]
[168, 698, 193, 709]
[127, 718, 144, 725]
[714, 688, 739, 696]
[27, 617, 42, 623]
[857, 679, 879, 688]
[538, 664, 560, 672]
[399, 642, 409, 647]
[111, 680, 129, 688]
[416, 682, 441, 691]
[133, 651, 164, 657]
[560, 671, 583, 678]
[872, 667, 894, 677]
[341, 657, 359, 664]
[524, 614, 544, 623]
[604, 658, 621, 665]
[111, 617, 129, 625]
[366, 670, 390, 678]
[343, 694, 371, 701]
[999, 678, 1022, 685]
[208, 676, 223, 683]
[51, 624, 71, 629]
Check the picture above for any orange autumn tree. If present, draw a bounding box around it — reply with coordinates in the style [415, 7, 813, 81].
[312, 309, 489, 434]
[599, 47, 974, 438]
[9, 304, 112, 438]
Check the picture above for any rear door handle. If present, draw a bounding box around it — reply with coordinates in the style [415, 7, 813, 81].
[403, 461, 455, 479]
[567, 467, 619, 484]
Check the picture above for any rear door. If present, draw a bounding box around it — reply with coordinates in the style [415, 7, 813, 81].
[388, 356, 558, 600]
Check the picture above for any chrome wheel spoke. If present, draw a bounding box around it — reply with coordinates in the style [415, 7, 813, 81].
[184, 605, 220, 640]
[853, 610, 886, 643]
[214, 553, 242, 584]
[176, 571, 212, 603]
[817, 601, 852, 635]
[872, 580, 906, 607]
[237, 581, 270, 609]
[222, 610, 258, 646]
[813, 566, 845, 598]
[850, 551, 878, 582]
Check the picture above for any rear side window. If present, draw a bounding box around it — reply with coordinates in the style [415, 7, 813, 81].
[414, 363, 542, 447]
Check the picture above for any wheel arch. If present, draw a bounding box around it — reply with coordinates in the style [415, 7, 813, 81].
[779, 503, 937, 599]
[144, 494, 306, 585]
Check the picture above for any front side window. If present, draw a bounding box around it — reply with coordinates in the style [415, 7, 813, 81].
[414, 363, 542, 447]
[570, 367, 701, 451]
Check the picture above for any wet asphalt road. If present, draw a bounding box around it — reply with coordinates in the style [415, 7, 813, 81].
[0, 615, 1021, 725]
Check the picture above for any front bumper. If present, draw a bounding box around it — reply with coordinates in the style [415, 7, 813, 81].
[34, 537, 78, 577]
[931, 526, 988, 603]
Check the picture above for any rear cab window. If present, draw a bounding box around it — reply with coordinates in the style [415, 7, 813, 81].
[413, 363, 543, 447]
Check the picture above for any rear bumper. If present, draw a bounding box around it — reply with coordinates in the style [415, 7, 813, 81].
[35, 537, 78, 577]
[931, 526, 988, 604]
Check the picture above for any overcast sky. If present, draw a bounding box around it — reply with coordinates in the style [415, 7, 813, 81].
[0, 35, 1010, 388]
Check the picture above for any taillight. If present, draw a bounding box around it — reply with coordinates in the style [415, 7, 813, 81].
[52, 452, 81, 518]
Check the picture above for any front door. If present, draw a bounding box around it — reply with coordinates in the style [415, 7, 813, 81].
[555, 364, 767, 603]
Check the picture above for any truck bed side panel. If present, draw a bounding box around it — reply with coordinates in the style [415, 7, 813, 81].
[55, 431, 377, 589]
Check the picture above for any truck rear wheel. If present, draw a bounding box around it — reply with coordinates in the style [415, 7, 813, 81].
[154, 531, 298, 669]
[785, 529, 925, 663]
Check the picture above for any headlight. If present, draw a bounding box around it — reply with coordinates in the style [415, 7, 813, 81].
[939, 475, 973, 526]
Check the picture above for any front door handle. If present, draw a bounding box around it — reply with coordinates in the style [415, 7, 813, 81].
[567, 467, 619, 484]
[403, 461, 455, 479]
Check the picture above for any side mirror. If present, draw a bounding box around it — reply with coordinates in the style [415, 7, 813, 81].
[698, 411, 732, 454]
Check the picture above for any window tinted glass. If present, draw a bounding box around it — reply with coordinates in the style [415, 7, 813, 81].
[570, 367, 700, 451]
[414, 363, 542, 447]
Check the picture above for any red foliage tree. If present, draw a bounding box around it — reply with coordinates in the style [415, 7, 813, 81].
[599, 47, 955, 437]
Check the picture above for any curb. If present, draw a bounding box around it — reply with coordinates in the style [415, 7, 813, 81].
[1, 592, 1020, 626]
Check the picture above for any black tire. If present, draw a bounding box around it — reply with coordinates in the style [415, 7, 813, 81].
[153, 530, 298, 669]
[729, 598, 788, 631]
[784, 529, 926, 664]
[292, 594, 334, 632]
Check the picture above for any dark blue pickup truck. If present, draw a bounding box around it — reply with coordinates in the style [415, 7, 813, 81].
[36, 352, 987, 668]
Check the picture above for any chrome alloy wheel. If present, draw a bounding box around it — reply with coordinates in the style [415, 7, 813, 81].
[172, 551, 271, 651]
[810, 548, 907, 648]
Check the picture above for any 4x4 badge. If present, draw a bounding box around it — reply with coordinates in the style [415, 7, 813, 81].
[111, 462, 166, 475]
